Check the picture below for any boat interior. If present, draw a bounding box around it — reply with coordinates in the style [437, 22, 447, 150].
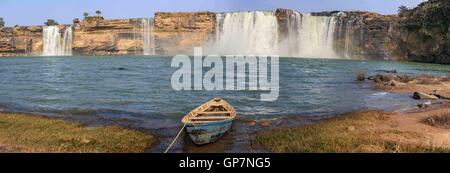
[182, 98, 236, 124]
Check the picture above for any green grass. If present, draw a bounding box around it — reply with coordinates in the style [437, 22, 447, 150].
[0, 112, 155, 153]
[253, 111, 450, 153]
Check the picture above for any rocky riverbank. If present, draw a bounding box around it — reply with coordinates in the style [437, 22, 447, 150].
[253, 71, 450, 153]
[361, 72, 450, 107]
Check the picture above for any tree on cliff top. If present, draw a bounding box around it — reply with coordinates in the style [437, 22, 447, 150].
[83, 12, 89, 19]
[0, 18, 4, 28]
[44, 19, 59, 26]
[95, 10, 102, 17]
[398, 6, 410, 17]
[399, 0, 450, 34]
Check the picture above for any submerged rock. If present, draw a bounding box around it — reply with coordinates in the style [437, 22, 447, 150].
[376, 70, 397, 73]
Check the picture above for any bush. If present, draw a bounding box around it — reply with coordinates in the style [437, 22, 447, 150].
[44, 19, 59, 26]
[423, 110, 450, 129]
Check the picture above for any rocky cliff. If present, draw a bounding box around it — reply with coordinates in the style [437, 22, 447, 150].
[333, 11, 398, 60]
[153, 11, 215, 55]
[0, 26, 43, 56]
[0, 1, 448, 64]
[391, 0, 449, 64]
[72, 17, 144, 55]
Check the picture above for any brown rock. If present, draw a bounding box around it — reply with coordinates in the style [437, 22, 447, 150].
[260, 120, 271, 127]
[247, 120, 257, 127]
[387, 80, 405, 87]
[413, 92, 439, 100]
[154, 11, 215, 32]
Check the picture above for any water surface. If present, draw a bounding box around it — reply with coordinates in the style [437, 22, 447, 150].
[1, 56, 449, 152]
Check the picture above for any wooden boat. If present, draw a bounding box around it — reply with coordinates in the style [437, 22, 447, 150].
[182, 97, 236, 145]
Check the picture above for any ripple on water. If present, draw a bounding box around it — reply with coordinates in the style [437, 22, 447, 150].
[0, 56, 449, 130]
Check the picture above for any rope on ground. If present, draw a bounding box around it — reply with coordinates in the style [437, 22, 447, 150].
[164, 123, 186, 153]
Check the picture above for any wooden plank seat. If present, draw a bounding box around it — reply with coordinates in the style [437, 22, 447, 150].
[198, 111, 231, 115]
[191, 116, 231, 120]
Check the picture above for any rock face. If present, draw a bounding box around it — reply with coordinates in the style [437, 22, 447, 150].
[391, 0, 450, 64]
[275, 8, 294, 43]
[0, 26, 43, 56]
[72, 17, 144, 55]
[334, 12, 398, 60]
[153, 11, 215, 55]
[0, 1, 448, 64]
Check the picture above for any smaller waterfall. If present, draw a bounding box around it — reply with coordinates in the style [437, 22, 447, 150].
[141, 18, 155, 55]
[61, 26, 73, 56]
[344, 19, 353, 58]
[285, 12, 337, 58]
[42, 25, 73, 56]
[336, 15, 366, 59]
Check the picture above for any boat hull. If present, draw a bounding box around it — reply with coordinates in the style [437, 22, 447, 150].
[185, 119, 234, 145]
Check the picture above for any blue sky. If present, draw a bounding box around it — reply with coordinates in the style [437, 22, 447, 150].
[0, 0, 423, 26]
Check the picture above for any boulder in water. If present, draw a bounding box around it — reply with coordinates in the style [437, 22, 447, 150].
[357, 72, 366, 81]
[370, 74, 397, 83]
[413, 92, 439, 100]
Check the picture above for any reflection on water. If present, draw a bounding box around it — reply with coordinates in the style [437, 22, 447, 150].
[0, 56, 449, 152]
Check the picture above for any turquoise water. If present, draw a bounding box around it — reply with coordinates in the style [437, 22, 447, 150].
[0, 56, 449, 131]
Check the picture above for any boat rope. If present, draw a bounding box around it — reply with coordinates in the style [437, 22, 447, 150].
[164, 123, 186, 153]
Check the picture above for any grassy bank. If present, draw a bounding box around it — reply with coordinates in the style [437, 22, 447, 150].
[253, 111, 450, 153]
[0, 112, 154, 153]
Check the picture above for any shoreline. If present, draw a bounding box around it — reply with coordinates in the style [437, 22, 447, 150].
[253, 104, 450, 153]
[253, 72, 450, 153]
[1, 72, 449, 153]
[2, 103, 448, 153]
[0, 112, 155, 153]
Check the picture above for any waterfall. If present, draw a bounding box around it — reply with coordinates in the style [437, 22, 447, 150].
[141, 18, 155, 55]
[61, 26, 73, 56]
[286, 12, 337, 58]
[344, 19, 354, 58]
[43, 26, 62, 56]
[42, 25, 72, 56]
[209, 11, 279, 55]
[209, 10, 338, 58]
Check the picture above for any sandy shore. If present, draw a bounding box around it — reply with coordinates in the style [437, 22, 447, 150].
[254, 73, 450, 153]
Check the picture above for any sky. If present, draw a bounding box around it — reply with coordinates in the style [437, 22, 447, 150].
[0, 0, 424, 26]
